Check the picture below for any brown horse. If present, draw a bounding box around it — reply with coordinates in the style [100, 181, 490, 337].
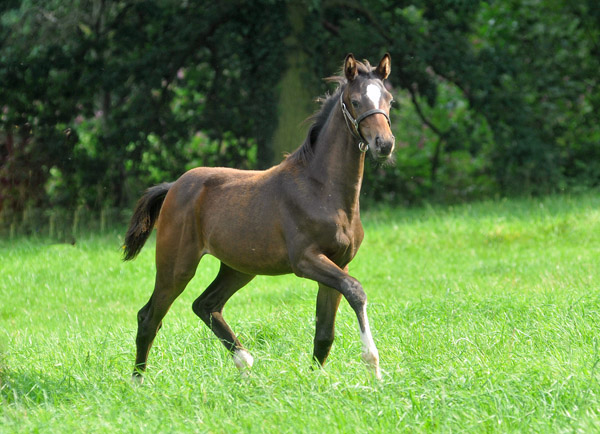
[123, 53, 395, 381]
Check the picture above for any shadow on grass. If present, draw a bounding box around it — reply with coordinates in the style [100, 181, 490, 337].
[0, 360, 137, 408]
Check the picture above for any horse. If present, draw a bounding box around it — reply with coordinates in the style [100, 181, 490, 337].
[123, 53, 395, 381]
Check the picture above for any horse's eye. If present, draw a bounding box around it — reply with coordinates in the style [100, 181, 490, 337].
[351, 100, 360, 109]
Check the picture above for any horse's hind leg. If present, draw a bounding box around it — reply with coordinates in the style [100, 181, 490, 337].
[133, 221, 202, 380]
[313, 282, 343, 366]
[134, 263, 199, 380]
[192, 262, 255, 370]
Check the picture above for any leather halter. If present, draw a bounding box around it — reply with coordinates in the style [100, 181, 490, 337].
[340, 91, 391, 152]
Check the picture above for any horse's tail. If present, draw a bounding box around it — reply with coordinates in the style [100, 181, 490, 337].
[123, 182, 173, 261]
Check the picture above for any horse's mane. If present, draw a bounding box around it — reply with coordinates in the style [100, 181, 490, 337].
[286, 59, 375, 165]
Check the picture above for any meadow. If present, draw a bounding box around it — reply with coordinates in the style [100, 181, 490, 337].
[1, 193, 600, 433]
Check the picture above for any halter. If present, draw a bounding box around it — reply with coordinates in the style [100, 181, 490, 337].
[340, 91, 391, 153]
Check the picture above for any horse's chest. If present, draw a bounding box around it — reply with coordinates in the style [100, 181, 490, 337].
[319, 210, 362, 261]
[332, 220, 353, 249]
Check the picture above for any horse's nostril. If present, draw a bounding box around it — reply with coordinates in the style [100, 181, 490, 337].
[380, 141, 393, 155]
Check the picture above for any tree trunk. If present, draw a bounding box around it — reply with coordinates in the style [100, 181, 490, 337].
[268, 1, 317, 165]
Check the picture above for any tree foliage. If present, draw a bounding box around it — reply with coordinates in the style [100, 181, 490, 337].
[1, 0, 599, 218]
[1, 0, 286, 212]
[300, 0, 600, 201]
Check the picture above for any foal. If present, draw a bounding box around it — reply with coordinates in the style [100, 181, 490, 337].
[124, 53, 395, 381]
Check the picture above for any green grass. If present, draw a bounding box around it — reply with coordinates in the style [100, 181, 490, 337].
[2, 193, 600, 432]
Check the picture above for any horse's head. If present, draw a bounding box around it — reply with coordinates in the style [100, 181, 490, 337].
[341, 53, 395, 163]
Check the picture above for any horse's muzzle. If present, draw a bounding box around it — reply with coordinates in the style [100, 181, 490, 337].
[373, 135, 395, 160]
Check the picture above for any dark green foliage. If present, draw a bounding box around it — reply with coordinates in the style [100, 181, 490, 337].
[1, 0, 286, 213]
[1, 0, 599, 218]
[302, 0, 599, 202]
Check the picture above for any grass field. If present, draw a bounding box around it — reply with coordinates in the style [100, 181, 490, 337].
[2, 193, 600, 433]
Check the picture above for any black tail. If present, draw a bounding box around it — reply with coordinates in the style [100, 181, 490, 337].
[122, 182, 173, 261]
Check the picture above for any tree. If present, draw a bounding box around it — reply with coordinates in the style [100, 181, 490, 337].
[297, 0, 599, 200]
[1, 0, 287, 213]
[1, 0, 599, 219]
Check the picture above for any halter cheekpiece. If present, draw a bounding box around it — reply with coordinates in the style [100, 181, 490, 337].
[340, 91, 391, 153]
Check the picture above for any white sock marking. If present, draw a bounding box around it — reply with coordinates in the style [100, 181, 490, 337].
[359, 305, 381, 379]
[233, 348, 254, 370]
[366, 84, 382, 109]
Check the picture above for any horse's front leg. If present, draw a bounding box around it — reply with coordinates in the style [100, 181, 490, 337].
[295, 250, 381, 379]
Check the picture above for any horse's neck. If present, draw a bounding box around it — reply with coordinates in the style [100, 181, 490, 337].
[307, 106, 365, 215]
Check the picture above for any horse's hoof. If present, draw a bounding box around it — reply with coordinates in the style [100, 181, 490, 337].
[373, 366, 382, 381]
[132, 372, 144, 385]
[233, 348, 254, 371]
[361, 352, 381, 380]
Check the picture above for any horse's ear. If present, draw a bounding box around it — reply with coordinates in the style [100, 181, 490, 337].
[376, 53, 391, 80]
[344, 53, 358, 81]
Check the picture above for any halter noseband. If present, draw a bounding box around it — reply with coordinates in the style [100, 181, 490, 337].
[340, 91, 391, 153]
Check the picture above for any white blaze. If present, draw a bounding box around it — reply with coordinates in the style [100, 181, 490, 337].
[366, 84, 382, 109]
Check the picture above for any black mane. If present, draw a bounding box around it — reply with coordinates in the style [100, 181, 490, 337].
[286, 86, 343, 165]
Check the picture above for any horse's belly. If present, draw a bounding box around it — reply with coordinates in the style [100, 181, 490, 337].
[204, 226, 292, 276]
[208, 245, 292, 276]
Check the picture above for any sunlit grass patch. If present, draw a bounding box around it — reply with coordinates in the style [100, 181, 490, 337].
[2, 192, 600, 432]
